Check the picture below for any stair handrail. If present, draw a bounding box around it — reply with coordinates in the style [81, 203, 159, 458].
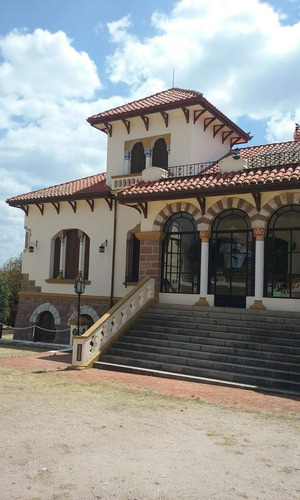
[72, 276, 156, 369]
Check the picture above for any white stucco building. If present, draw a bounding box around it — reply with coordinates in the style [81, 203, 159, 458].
[6, 88, 300, 344]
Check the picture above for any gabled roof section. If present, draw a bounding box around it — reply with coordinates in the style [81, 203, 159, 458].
[6, 172, 110, 207]
[87, 88, 251, 145]
[117, 141, 300, 201]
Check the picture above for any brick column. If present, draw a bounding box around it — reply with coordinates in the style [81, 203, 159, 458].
[136, 231, 166, 295]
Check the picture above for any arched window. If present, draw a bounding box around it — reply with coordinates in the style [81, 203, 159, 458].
[161, 212, 200, 294]
[131, 142, 145, 173]
[52, 230, 90, 280]
[265, 205, 300, 298]
[209, 209, 254, 308]
[152, 138, 168, 170]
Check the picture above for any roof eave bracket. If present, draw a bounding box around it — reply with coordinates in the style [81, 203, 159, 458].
[252, 192, 261, 212]
[196, 196, 206, 215]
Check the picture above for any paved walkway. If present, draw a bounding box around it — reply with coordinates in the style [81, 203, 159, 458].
[1, 347, 300, 416]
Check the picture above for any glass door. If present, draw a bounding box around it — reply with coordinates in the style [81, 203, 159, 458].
[161, 212, 200, 294]
[209, 210, 254, 308]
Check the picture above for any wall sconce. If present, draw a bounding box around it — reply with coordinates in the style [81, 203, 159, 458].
[99, 240, 108, 253]
[28, 241, 38, 253]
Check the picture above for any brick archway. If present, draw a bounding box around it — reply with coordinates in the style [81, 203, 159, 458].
[153, 202, 202, 231]
[200, 197, 259, 231]
[30, 302, 61, 326]
[68, 305, 99, 323]
[261, 192, 300, 223]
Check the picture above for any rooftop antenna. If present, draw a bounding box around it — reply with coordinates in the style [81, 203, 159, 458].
[172, 69, 175, 88]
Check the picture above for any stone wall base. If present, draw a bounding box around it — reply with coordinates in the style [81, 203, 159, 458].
[14, 294, 111, 344]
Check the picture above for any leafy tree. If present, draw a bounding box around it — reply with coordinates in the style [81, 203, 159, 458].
[0, 277, 10, 324]
[0, 255, 22, 326]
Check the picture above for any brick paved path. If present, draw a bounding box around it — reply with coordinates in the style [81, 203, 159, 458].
[1, 349, 299, 416]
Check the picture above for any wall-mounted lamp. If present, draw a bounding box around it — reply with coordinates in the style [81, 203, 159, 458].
[99, 240, 108, 253]
[28, 241, 38, 253]
[232, 148, 240, 160]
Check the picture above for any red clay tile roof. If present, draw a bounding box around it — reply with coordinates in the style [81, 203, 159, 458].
[117, 141, 300, 200]
[6, 173, 109, 206]
[87, 88, 251, 144]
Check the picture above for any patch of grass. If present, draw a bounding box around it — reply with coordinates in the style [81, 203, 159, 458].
[280, 466, 298, 474]
[0, 344, 46, 359]
[206, 429, 221, 437]
[217, 435, 238, 447]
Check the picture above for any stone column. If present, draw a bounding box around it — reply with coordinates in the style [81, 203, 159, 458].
[136, 231, 166, 295]
[250, 228, 267, 310]
[58, 233, 66, 278]
[195, 230, 210, 306]
[124, 151, 131, 175]
[144, 148, 152, 168]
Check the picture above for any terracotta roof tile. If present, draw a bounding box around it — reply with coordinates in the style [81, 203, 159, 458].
[87, 88, 251, 143]
[88, 88, 203, 122]
[7, 172, 109, 205]
[118, 141, 300, 199]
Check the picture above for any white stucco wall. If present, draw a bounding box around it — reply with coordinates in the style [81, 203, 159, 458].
[22, 199, 114, 297]
[105, 107, 232, 187]
[22, 195, 141, 299]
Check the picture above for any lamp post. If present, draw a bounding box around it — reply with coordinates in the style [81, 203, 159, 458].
[74, 277, 85, 335]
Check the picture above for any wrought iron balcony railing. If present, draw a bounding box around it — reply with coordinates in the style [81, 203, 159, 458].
[168, 161, 215, 177]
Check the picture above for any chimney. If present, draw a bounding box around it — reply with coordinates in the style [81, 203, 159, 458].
[294, 124, 300, 142]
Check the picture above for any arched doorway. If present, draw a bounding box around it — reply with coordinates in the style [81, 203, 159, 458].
[265, 205, 300, 298]
[209, 209, 254, 308]
[161, 212, 200, 293]
[35, 311, 55, 342]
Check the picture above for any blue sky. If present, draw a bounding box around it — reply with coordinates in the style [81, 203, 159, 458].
[1, 0, 300, 264]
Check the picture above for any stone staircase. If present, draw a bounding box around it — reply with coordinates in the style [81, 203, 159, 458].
[94, 303, 300, 394]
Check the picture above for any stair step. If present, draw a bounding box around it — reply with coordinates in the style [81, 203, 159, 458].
[101, 349, 300, 380]
[94, 302, 300, 394]
[135, 317, 300, 336]
[128, 327, 300, 348]
[120, 335, 300, 359]
[95, 358, 300, 394]
[110, 341, 300, 371]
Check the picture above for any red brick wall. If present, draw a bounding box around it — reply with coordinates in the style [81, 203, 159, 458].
[139, 238, 162, 294]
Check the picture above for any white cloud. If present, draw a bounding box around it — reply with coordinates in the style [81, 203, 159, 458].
[106, 0, 300, 129]
[0, 28, 119, 265]
[266, 112, 300, 143]
[0, 29, 101, 99]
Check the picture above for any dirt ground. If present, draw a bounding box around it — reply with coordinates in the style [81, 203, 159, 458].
[0, 344, 299, 500]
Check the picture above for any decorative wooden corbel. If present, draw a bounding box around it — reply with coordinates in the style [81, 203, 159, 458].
[35, 203, 44, 215]
[213, 124, 225, 138]
[68, 200, 77, 213]
[193, 109, 206, 124]
[252, 192, 261, 212]
[104, 197, 113, 211]
[104, 122, 112, 137]
[122, 119, 130, 134]
[204, 117, 217, 131]
[160, 111, 169, 127]
[51, 202, 60, 214]
[86, 199, 94, 212]
[182, 107, 190, 124]
[141, 115, 149, 131]
[196, 196, 206, 215]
